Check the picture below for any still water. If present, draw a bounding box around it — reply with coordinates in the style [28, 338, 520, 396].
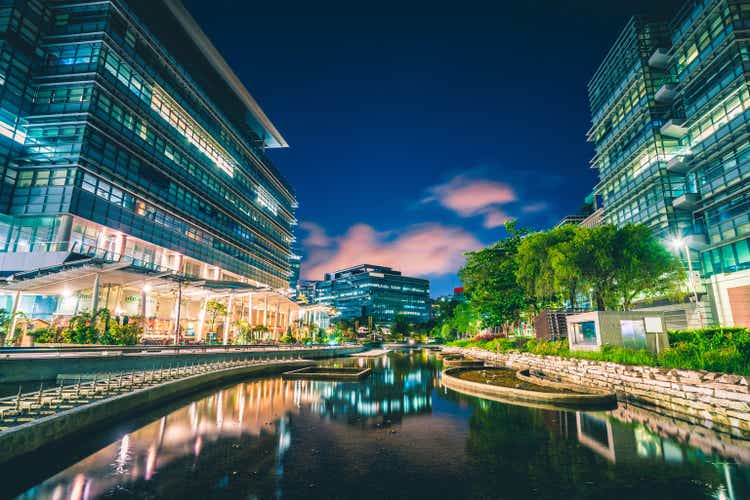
[14, 351, 750, 499]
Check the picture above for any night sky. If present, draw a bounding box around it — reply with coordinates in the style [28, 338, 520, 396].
[182, 0, 685, 297]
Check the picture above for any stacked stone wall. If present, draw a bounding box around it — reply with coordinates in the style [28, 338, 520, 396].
[444, 347, 750, 434]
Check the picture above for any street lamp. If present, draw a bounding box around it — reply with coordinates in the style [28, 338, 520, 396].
[670, 236, 704, 327]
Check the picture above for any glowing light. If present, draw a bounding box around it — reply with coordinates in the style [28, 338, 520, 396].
[670, 237, 685, 250]
[143, 284, 152, 293]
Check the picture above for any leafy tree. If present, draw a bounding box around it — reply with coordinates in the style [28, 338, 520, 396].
[391, 313, 410, 337]
[205, 300, 227, 334]
[610, 224, 685, 310]
[460, 221, 530, 334]
[516, 225, 581, 312]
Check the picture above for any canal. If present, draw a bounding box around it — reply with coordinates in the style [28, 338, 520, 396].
[11, 350, 750, 499]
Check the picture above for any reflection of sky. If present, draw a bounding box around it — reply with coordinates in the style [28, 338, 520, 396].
[16, 351, 750, 500]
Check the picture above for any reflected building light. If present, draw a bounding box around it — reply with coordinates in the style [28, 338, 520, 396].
[145, 445, 157, 480]
[194, 435, 203, 457]
[115, 434, 131, 474]
[70, 474, 86, 500]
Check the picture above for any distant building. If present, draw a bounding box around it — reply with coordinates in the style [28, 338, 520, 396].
[314, 264, 430, 325]
[295, 280, 318, 305]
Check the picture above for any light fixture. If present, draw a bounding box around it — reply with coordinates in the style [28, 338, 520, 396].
[62, 288, 73, 298]
[670, 237, 685, 250]
[143, 283, 152, 293]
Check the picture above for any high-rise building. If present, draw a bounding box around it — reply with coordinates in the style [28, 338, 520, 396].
[314, 264, 430, 326]
[0, 0, 300, 341]
[588, 1, 750, 327]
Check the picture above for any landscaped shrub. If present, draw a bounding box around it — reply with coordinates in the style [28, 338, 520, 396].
[448, 327, 750, 376]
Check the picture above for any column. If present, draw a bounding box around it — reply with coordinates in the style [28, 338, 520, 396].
[172, 281, 182, 345]
[196, 297, 208, 342]
[91, 273, 101, 313]
[223, 294, 233, 345]
[262, 295, 269, 327]
[140, 286, 148, 334]
[248, 294, 253, 327]
[6, 291, 21, 343]
[273, 303, 280, 341]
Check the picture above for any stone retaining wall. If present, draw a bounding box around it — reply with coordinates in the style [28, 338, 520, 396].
[444, 347, 750, 435]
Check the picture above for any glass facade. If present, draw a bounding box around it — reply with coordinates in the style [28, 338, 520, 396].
[313, 264, 431, 326]
[588, 2, 750, 326]
[0, 0, 297, 289]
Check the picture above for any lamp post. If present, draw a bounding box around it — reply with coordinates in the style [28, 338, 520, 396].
[670, 237, 704, 327]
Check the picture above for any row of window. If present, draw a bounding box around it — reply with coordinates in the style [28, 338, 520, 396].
[91, 86, 292, 247]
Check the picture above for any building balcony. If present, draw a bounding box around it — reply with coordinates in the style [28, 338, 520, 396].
[660, 118, 689, 139]
[672, 193, 700, 210]
[655, 83, 678, 104]
[648, 48, 671, 69]
[667, 154, 694, 173]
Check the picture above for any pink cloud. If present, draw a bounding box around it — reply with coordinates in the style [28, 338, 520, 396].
[300, 222, 482, 280]
[299, 221, 331, 247]
[522, 202, 547, 213]
[482, 209, 514, 228]
[425, 175, 516, 216]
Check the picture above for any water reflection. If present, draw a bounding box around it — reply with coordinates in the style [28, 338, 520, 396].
[17, 351, 750, 499]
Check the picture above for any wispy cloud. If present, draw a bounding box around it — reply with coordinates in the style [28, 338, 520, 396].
[299, 221, 481, 281]
[521, 202, 547, 214]
[423, 174, 517, 227]
[424, 175, 516, 215]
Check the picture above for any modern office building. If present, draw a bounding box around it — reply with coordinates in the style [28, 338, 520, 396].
[314, 264, 430, 326]
[0, 0, 301, 342]
[587, 1, 750, 327]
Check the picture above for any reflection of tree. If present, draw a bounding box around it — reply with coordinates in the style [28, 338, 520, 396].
[464, 400, 726, 498]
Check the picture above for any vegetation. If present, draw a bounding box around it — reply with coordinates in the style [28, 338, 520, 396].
[447, 327, 750, 376]
[205, 300, 227, 335]
[28, 309, 141, 346]
[427, 221, 687, 340]
[0, 309, 26, 346]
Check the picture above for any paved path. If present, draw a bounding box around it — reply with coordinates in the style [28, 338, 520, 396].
[351, 348, 391, 357]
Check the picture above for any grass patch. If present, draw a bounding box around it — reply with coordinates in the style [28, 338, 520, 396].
[446, 327, 750, 376]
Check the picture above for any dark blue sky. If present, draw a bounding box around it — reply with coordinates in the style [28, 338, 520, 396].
[183, 0, 684, 297]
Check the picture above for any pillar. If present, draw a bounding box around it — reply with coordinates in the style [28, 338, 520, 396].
[273, 303, 280, 341]
[262, 295, 269, 327]
[248, 294, 253, 326]
[91, 273, 101, 313]
[223, 294, 233, 345]
[141, 287, 148, 334]
[196, 297, 208, 342]
[172, 281, 182, 345]
[6, 290, 21, 343]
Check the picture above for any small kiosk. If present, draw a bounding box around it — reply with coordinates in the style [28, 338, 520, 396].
[566, 311, 669, 354]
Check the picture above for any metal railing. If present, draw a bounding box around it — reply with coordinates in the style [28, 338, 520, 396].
[0, 343, 358, 357]
[0, 353, 310, 431]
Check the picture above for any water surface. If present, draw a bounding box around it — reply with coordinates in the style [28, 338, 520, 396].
[15, 350, 750, 499]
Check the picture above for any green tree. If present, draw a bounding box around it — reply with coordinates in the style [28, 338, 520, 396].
[391, 313, 410, 337]
[610, 224, 686, 310]
[459, 221, 530, 334]
[205, 300, 227, 336]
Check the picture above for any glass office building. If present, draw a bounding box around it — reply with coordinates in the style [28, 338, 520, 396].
[588, 1, 750, 327]
[0, 0, 297, 289]
[314, 264, 430, 326]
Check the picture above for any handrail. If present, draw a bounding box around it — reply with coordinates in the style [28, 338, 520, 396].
[0, 343, 361, 356]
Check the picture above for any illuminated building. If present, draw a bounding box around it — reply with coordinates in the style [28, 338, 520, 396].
[0, 0, 299, 341]
[588, 2, 750, 327]
[314, 264, 430, 326]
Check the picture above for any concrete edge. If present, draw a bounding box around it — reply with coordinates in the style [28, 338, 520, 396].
[0, 360, 312, 465]
[441, 367, 617, 409]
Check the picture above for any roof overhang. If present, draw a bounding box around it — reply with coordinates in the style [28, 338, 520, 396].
[163, 0, 289, 149]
